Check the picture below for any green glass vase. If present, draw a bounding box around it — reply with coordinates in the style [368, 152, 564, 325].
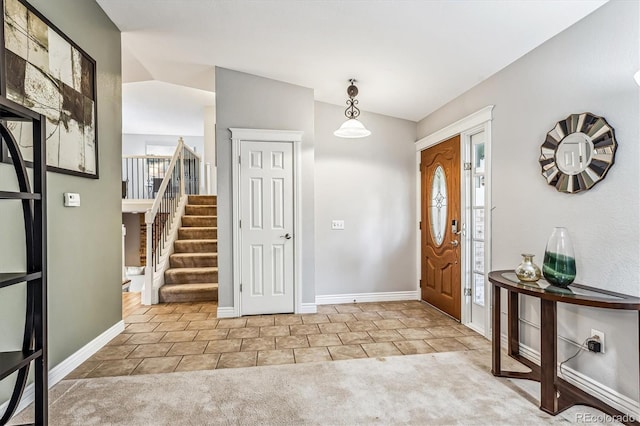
[542, 227, 576, 288]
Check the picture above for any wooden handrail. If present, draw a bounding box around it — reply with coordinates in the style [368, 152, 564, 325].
[181, 140, 201, 159]
[145, 139, 184, 224]
[141, 137, 201, 305]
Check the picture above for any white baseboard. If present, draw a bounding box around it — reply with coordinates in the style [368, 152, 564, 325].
[0, 320, 125, 417]
[315, 290, 419, 305]
[298, 303, 317, 314]
[217, 304, 317, 317]
[464, 321, 486, 337]
[500, 335, 640, 419]
[216, 306, 238, 318]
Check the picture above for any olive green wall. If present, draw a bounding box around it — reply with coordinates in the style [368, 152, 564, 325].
[0, 0, 122, 404]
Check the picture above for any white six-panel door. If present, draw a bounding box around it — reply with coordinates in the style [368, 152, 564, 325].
[240, 141, 294, 315]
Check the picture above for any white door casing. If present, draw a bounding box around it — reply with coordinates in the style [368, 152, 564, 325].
[240, 141, 294, 314]
[415, 106, 493, 338]
[464, 128, 488, 333]
[230, 128, 304, 318]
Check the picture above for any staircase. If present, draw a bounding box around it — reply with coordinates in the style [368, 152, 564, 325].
[159, 195, 218, 303]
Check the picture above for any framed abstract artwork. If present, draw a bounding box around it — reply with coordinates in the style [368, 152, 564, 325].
[0, 0, 98, 178]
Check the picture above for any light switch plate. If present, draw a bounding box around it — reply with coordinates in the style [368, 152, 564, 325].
[331, 220, 345, 230]
[63, 192, 80, 207]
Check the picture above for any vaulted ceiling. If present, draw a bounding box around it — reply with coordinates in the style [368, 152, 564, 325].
[97, 0, 607, 133]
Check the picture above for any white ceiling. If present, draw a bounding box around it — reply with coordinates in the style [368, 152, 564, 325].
[98, 0, 607, 129]
[122, 81, 215, 136]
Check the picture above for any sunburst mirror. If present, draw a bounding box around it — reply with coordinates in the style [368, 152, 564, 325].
[539, 112, 617, 194]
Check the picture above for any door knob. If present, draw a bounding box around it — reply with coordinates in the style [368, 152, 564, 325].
[451, 240, 459, 247]
[281, 233, 292, 240]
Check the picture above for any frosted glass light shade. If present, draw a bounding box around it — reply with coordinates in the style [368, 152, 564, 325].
[334, 119, 371, 138]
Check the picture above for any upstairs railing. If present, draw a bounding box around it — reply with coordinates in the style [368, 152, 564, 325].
[142, 138, 200, 305]
[122, 155, 172, 199]
[182, 144, 200, 196]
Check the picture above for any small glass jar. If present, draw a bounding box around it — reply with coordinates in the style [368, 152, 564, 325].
[515, 254, 541, 282]
[542, 227, 576, 287]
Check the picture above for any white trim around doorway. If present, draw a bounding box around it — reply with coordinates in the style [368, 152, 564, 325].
[415, 106, 494, 151]
[414, 105, 494, 338]
[228, 128, 304, 318]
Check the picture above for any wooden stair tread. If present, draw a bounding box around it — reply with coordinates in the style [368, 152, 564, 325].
[164, 267, 218, 285]
[181, 216, 217, 227]
[185, 206, 216, 215]
[170, 253, 217, 258]
[160, 283, 218, 290]
[169, 252, 217, 268]
[174, 239, 217, 254]
[187, 195, 217, 206]
[179, 226, 216, 229]
[159, 283, 218, 303]
[165, 267, 218, 273]
[178, 227, 217, 239]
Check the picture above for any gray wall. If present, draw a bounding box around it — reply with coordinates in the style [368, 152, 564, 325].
[417, 1, 639, 401]
[122, 133, 204, 157]
[0, 0, 122, 403]
[215, 67, 316, 306]
[314, 102, 416, 295]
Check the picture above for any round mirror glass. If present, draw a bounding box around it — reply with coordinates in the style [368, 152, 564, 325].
[430, 165, 447, 246]
[555, 132, 594, 175]
[539, 113, 617, 194]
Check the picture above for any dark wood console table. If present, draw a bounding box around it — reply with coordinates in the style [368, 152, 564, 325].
[489, 270, 640, 424]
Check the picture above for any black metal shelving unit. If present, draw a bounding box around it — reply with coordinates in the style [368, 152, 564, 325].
[0, 96, 47, 425]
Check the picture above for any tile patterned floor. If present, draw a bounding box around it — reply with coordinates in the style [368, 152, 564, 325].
[65, 300, 490, 379]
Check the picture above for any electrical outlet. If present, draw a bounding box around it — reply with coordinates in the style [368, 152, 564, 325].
[331, 220, 345, 230]
[590, 329, 605, 353]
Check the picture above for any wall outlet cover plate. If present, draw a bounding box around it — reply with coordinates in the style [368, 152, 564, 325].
[331, 220, 345, 230]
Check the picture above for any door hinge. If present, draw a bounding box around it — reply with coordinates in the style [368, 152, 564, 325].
[239, 219, 241, 229]
[418, 163, 422, 172]
[464, 162, 472, 171]
[240, 283, 243, 292]
[419, 279, 422, 288]
[419, 221, 422, 230]
[464, 288, 472, 296]
[239, 156, 241, 164]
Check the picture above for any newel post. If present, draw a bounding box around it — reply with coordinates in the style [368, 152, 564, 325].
[143, 209, 154, 305]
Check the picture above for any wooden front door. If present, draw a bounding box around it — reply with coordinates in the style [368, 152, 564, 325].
[421, 135, 461, 320]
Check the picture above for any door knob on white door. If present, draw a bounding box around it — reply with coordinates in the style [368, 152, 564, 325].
[281, 233, 292, 240]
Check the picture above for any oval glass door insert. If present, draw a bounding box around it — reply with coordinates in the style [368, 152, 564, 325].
[430, 165, 447, 246]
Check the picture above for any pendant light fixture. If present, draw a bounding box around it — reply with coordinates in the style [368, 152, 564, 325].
[334, 79, 371, 138]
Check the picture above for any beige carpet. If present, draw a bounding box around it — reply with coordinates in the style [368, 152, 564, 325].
[10, 350, 615, 425]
